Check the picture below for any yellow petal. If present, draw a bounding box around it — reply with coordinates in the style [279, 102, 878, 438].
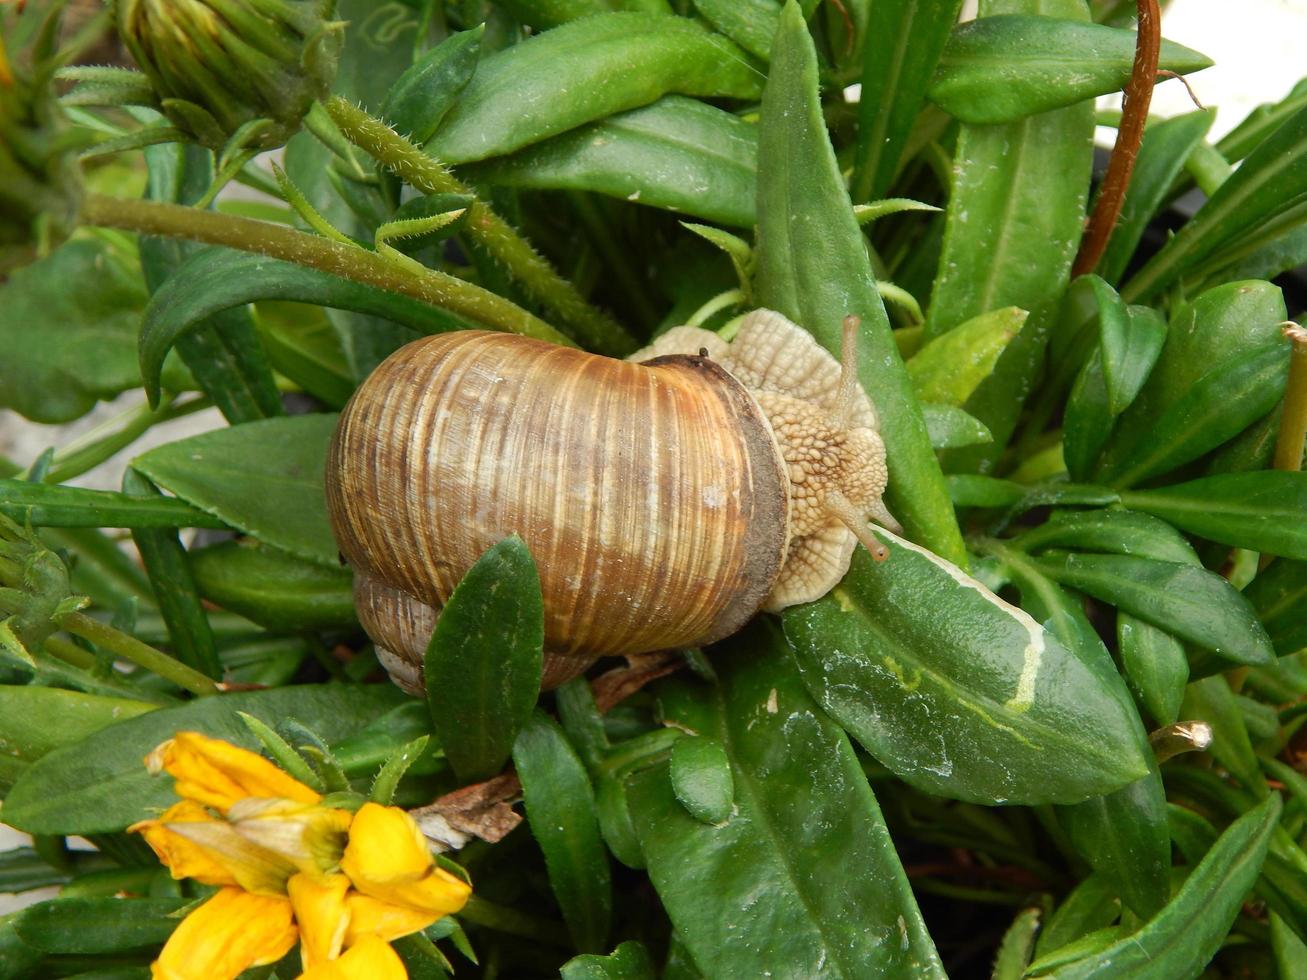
[130, 800, 238, 887]
[147, 731, 320, 813]
[165, 818, 296, 895]
[229, 797, 352, 877]
[151, 887, 297, 980]
[342, 891, 438, 946]
[339, 803, 471, 918]
[288, 873, 351, 968]
[294, 935, 407, 980]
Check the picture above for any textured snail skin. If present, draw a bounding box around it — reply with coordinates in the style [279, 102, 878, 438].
[327, 329, 791, 692]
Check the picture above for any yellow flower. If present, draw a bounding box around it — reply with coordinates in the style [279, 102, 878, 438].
[131, 731, 473, 980]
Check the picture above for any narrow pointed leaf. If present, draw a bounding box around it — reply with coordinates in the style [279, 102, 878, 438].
[907, 306, 1026, 406]
[426, 537, 544, 782]
[188, 540, 356, 630]
[0, 480, 227, 529]
[1118, 614, 1188, 726]
[1244, 558, 1307, 656]
[922, 403, 994, 449]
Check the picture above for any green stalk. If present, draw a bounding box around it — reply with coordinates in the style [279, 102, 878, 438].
[42, 396, 210, 485]
[62, 611, 222, 696]
[80, 193, 573, 348]
[324, 96, 636, 356]
[1273, 324, 1307, 474]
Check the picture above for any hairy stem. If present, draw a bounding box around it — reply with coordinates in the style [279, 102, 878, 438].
[63, 611, 222, 696]
[324, 96, 636, 356]
[81, 193, 573, 348]
[1073, 0, 1161, 277]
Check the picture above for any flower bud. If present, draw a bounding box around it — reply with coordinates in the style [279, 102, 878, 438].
[0, 7, 84, 274]
[115, 0, 342, 151]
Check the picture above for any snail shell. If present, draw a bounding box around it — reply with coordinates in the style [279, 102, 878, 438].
[326, 310, 892, 694]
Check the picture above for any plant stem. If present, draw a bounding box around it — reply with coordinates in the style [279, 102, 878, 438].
[62, 611, 221, 696]
[1073, 0, 1160, 277]
[324, 96, 636, 356]
[80, 193, 573, 348]
[41, 396, 210, 485]
[1273, 324, 1307, 473]
[459, 896, 570, 947]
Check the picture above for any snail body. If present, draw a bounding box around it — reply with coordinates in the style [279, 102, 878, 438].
[326, 310, 892, 693]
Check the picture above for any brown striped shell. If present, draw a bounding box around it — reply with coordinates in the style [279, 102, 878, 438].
[326, 311, 891, 695]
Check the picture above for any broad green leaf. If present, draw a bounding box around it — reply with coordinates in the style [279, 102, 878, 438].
[0, 240, 177, 424]
[927, 0, 1094, 471]
[428, 14, 762, 165]
[1, 683, 405, 834]
[669, 736, 733, 825]
[1035, 794, 1280, 979]
[1181, 676, 1265, 797]
[139, 247, 468, 406]
[1034, 875, 1121, 959]
[922, 403, 994, 449]
[562, 940, 656, 980]
[1034, 552, 1275, 667]
[852, 0, 965, 202]
[1124, 103, 1307, 302]
[930, 16, 1210, 124]
[907, 306, 1026, 406]
[382, 26, 484, 145]
[1244, 558, 1307, 656]
[627, 624, 946, 978]
[1012, 508, 1199, 565]
[1098, 110, 1215, 285]
[14, 897, 184, 953]
[1118, 613, 1188, 726]
[0, 686, 155, 765]
[787, 530, 1147, 804]
[755, 0, 965, 565]
[1121, 473, 1307, 562]
[690, 0, 779, 61]
[513, 711, 611, 953]
[123, 468, 220, 679]
[426, 537, 543, 782]
[0, 480, 227, 529]
[132, 414, 339, 566]
[254, 301, 355, 408]
[188, 540, 356, 630]
[465, 96, 757, 228]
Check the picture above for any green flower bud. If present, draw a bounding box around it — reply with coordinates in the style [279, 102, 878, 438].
[0, 8, 84, 275]
[116, 0, 342, 151]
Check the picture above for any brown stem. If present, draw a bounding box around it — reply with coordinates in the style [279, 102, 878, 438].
[1072, 0, 1161, 277]
[591, 651, 685, 714]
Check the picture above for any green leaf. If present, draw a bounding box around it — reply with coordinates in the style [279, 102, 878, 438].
[369, 735, 430, 805]
[188, 539, 356, 630]
[139, 247, 467, 406]
[426, 536, 544, 782]
[926, 0, 1094, 471]
[513, 711, 612, 954]
[929, 15, 1211, 125]
[1088, 280, 1163, 416]
[627, 624, 946, 978]
[1244, 558, 1307, 656]
[254, 301, 356, 408]
[1034, 552, 1275, 667]
[1180, 676, 1265, 797]
[922, 403, 994, 449]
[1273, 912, 1307, 979]
[689, 0, 779, 61]
[852, 0, 965, 202]
[464, 96, 758, 228]
[14, 897, 184, 954]
[132, 414, 339, 567]
[1013, 508, 1199, 565]
[428, 13, 763, 165]
[669, 736, 733, 825]
[1034, 875, 1121, 960]
[947, 474, 1026, 508]
[755, 0, 965, 566]
[992, 906, 1042, 980]
[0, 480, 228, 529]
[1121, 473, 1307, 562]
[785, 531, 1147, 804]
[1, 683, 405, 834]
[1097, 110, 1215, 285]
[1118, 613, 1188, 726]
[0, 239, 168, 424]
[907, 306, 1026, 406]
[561, 940, 656, 980]
[381, 26, 484, 145]
[1034, 794, 1280, 979]
[0, 686, 155, 765]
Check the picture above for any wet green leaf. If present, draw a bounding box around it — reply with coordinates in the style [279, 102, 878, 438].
[669, 736, 733, 825]
[922, 403, 993, 449]
[930, 16, 1211, 125]
[426, 537, 543, 782]
[627, 624, 946, 978]
[514, 711, 611, 953]
[1181, 676, 1265, 797]
[690, 0, 779, 61]
[1118, 614, 1188, 726]
[188, 539, 356, 631]
[1012, 508, 1199, 565]
[1244, 558, 1307, 656]
[429, 13, 763, 165]
[132, 414, 339, 567]
[562, 940, 656, 980]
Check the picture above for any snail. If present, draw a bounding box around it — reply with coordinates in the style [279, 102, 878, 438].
[326, 309, 896, 694]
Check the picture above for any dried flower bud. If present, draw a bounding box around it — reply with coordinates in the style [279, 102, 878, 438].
[0, 6, 84, 274]
[115, 0, 342, 151]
